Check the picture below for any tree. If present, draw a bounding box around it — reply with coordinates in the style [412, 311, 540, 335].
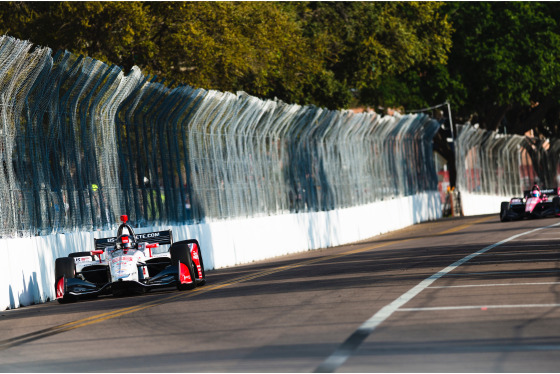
[0, 1, 454, 110]
[292, 2, 453, 109]
[436, 2, 560, 137]
[146, 2, 324, 105]
[0, 2, 155, 68]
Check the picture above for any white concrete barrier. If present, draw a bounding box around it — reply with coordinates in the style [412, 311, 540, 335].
[1, 191, 441, 310]
[460, 192, 509, 216]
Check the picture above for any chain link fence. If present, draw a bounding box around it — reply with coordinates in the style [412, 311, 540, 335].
[455, 124, 560, 197]
[0, 35, 441, 237]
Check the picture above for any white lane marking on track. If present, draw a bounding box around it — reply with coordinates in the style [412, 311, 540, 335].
[397, 304, 560, 312]
[314, 221, 560, 373]
[428, 281, 560, 289]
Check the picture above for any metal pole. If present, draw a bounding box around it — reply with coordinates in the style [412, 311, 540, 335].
[446, 101, 455, 142]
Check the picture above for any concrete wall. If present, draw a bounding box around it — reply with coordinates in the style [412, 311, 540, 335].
[1, 191, 441, 311]
[460, 192, 509, 216]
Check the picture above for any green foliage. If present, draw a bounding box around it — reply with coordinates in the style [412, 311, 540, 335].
[445, 3, 560, 126]
[0, 2, 155, 67]
[146, 2, 324, 106]
[292, 2, 453, 109]
[352, 1, 560, 138]
[427, 2, 560, 136]
[0, 1, 453, 110]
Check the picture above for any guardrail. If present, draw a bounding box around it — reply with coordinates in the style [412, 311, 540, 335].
[0, 35, 441, 237]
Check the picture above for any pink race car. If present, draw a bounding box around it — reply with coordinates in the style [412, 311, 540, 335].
[500, 188, 560, 222]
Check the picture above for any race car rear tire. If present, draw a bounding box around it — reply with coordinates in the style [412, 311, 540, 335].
[55, 257, 76, 304]
[500, 202, 509, 222]
[553, 196, 560, 214]
[170, 243, 197, 291]
[174, 240, 206, 286]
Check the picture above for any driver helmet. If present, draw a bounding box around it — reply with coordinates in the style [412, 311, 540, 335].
[115, 234, 136, 252]
[532, 189, 540, 198]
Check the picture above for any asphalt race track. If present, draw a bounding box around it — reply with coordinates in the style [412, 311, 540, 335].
[1, 214, 560, 372]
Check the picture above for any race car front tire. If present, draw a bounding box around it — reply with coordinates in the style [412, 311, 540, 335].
[174, 240, 206, 286]
[55, 257, 76, 303]
[170, 243, 197, 291]
[500, 202, 509, 222]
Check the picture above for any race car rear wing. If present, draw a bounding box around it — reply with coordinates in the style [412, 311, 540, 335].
[523, 187, 559, 196]
[94, 230, 173, 251]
